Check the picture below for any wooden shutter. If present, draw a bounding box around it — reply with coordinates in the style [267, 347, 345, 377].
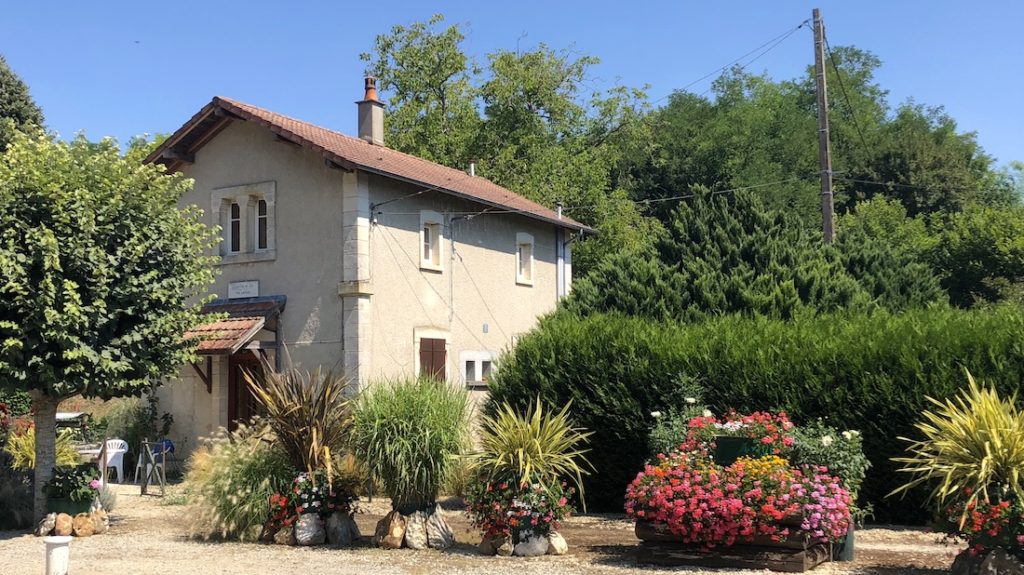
[419, 338, 447, 380]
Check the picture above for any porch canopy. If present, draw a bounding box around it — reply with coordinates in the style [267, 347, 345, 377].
[184, 295, 285, 391]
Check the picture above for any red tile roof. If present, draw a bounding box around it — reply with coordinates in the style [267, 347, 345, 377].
[147, 97, 590, 232]
[185, 316, 265, 355]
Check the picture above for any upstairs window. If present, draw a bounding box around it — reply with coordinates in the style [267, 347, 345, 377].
[229, 202, 241, 253]
[420, 210, 443, 271]
[255, 199, 269, 251]
[516, 232, 534, 285]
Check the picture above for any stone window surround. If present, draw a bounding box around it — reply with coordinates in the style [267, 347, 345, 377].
[515, 231, 535, 286]
[460, 350, 498, 389]
[212, 181, 277, 265]
[413, 326, 450, 380]
[419, 210, 444, 272]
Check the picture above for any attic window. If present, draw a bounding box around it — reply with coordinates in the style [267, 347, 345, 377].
[420, 210, 443, 272]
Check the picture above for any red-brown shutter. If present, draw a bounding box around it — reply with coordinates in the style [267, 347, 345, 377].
[419, 338, 447, 380]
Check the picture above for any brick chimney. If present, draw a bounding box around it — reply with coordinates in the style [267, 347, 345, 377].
[356, 76, 384, 146]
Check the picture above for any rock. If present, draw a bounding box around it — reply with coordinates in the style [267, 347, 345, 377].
[35, 513, 57, 537]
[273, 525, 296, 545]
[496, 537, 514, 557]
[513, 534, 550, 556]
[294, 513, 325, 546]
[425, 507, 455, 549]
[479, 535, 510, 556]
[953, 551, 982, 575]
[90, 509, 109, 535]
[53, 514, 73, 537]
[547, 531, 568, 555]
[979, 549, 1024, 575]
[326, 512, 360, 547]
[373, 510, 407, 549]
[72, 513, 95, 537]
[404, 511, 428, 550]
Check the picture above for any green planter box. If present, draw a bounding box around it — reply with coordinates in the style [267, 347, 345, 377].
[46, 497, 92, 516]
[713, 436, 772, 466]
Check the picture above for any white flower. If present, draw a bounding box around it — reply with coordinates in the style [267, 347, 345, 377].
[821, 435, 834, 447]
[841, 431, 852, 440]
[650, 411, 662, 418]
[702, 409, 713, 418]
[685, 397, 697, 404]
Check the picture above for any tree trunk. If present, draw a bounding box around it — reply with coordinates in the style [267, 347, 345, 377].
[32, 390, 60, 521]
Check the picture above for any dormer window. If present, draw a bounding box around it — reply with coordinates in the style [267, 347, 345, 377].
[420, 210, 443, 271]
[516, 232, 534, 286]
[229, 202, 241, 254]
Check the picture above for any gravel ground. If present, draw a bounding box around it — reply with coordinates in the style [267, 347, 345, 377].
[0, 484, 958, 575]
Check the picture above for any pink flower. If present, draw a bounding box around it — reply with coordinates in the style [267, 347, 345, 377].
[90, 479, 101, 490]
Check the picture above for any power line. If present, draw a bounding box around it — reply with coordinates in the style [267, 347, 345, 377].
[696, 19, 811, 99]
[824, 36, 871, 157]
[652, 19, 811, 105]
[835, 175, 1010, 197]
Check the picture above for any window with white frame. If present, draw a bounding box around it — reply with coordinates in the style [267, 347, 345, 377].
[420, 210, 443, 271]
[516, 232, 534, 285]
[212, 182, 276, 262]
[461, 350, 497, 388]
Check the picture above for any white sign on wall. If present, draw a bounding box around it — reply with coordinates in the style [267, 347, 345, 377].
[227, 280, 260, 299]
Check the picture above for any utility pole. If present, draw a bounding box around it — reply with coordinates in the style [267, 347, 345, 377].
[813, 7, 835, 244]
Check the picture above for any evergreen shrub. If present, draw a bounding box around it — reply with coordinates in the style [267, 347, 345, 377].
[486, 306, 1024, 523]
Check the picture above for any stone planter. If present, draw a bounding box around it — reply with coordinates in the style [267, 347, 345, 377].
[635, 520, 830, 572]
[713, 436, 772, 466]
[46, 498, 92, 516]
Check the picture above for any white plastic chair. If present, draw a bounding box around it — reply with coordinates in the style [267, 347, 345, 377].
[104, 439, 128, 483]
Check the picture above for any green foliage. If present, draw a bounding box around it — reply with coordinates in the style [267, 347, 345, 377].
[183, 420, 294, 541]
[471, 399, 593, 500]
[891, 371, 1024, 525]
[243, 357, 353, 473]
[0, 130, 219, 400]
[350, 377, 469, 512]
[565, 190, 945, 321]
[6, 426, 79, 469]
[487, 308, 1024, 522]
[0, 389, 31, 416]
[646, 376, 710, 458]
[96, 483, 117, 512]
[101, 391, 173, 457]
[788, 420, 871, 499]
[0, 55, 44, 154]
[43, 464, 98, 502]
[0, 451, 32, 529]
[361, 15, 658, 273]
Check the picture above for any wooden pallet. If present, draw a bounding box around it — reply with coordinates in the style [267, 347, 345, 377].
[635, 522, 832, 573]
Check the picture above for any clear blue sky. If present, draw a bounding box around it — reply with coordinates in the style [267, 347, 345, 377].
[2, 1, 1020, 165]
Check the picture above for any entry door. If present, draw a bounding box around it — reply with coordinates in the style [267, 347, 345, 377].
[419, 338, 447, 381]
[228, 351, 263, 431]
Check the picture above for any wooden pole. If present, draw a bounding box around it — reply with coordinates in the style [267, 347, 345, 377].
[813, 7, 836, 244]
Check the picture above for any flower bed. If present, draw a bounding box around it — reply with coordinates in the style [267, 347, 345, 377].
[626, 412, 855, 571]
[465, 479, 575, 543]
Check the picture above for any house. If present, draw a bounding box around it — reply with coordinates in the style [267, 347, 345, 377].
[145, 78, 589, 455]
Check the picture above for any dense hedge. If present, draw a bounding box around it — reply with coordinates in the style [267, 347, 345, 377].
[486, 307, 1024, 523]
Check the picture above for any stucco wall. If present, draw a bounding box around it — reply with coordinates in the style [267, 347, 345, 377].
[157, 118, 569, 456]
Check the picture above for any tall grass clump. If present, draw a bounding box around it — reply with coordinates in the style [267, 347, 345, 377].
[183, 419, 293, 541]
[891, 370, 1024, 525]
[488, 306, 1024, 522]
[350, 377, 469, 513]
[243, 357, 353, 473]
[6, 426, 80, 470]
[471, 398, 593, 499]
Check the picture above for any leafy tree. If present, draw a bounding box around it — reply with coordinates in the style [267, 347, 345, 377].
[0, 131, 218, 518]
[0, 55, 44, 153]
[360, 14, 480, 166]
[565, 189, 945, 321]
[361, 15, 657, 273]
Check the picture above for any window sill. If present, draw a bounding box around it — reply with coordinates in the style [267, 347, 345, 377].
[516, 278, 534, 287]
[420, 262, 444, 273]
[466, 381, 490, 390]
[217, 250, 277, 266]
